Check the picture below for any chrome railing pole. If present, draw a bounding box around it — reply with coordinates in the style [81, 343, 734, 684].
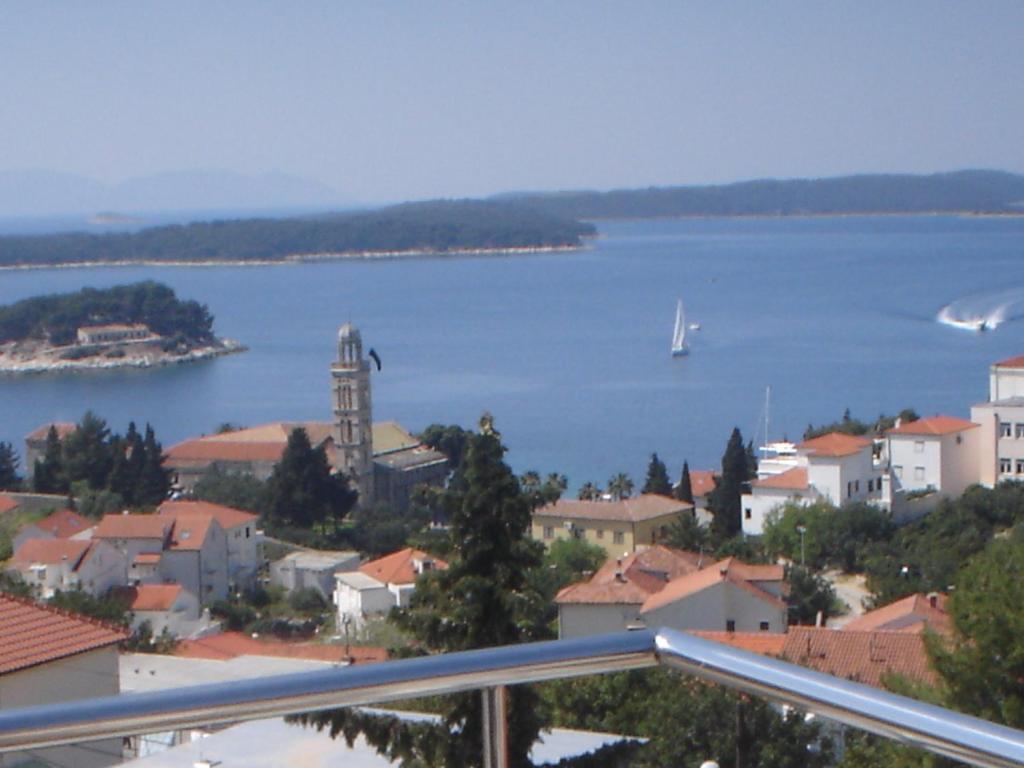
[482, 685, 509, 768]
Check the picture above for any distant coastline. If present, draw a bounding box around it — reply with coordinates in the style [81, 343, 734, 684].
[0, 337, 246, 375]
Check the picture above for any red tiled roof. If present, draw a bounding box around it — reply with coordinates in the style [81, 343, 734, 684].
[994, 354, 1024, 369]
[112, 584, 183, 611]
[33, 508, 91, 538]
[359, 548, 448, 586]
[641, 558, 786, 614]
[0, 494, 18, 515]
[752, 467, 809, 491]
[94, 514, 170, 540]
[887, 416, 979, 437]
[25, 422, 76, 442]
[10, 539, 91, 568]
[164, 421, 335, 466]
[556, 546, 705, 605]
[797, 432, 873, 458]
[175, 631, 388, 664]
[0, 594, 127, 675]
[690, 630, 788, 655]
[843, 593, 952, 635]
[168, 514, 217, 551]
[158, 500, 258, 529]
[780, 627, 937, 688]
[537, 494, 693, 524]
[689, 470, 717, 499]
[133, 552, 162, 565]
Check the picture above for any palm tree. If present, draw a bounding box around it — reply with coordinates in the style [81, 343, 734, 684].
[577, 482, 602, 501]
[520, 470, 541, 493]
[607, 473, 634, 501]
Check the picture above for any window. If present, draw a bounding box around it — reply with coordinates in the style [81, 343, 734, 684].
[914, 441, 924, 453]
[1017, 460, 1024, 475]
[914, 466, 925, 481]
[744, 507, 752, 520]
[759, 621, 770, 632]
[596, 529, 604, 539]
[726, 620, 736, 632]
[1017, 424, 1024, 438]
[613, 531, 625, 544]
[847, 481, 852, 498]
[1001, 458, 1012, 474]
[868, 479, 874, 492]
[245, 526, 250, 539]
[854, 480, 860, 493]
[543, 526, 554, 539]
[894, 465, 903, 478]
[1001, 422, 1012, 438]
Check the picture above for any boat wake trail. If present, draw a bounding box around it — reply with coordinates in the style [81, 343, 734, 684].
[937, 287, 1024, 332]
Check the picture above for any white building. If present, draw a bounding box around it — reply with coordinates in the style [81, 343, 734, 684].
[7, 539, 127, 599]
[270, 550, 361, 598]
[159, 500, 264, 591]
[112, 584, 204, 637]
[334, 571, 394, 629]
[742, 432, 884, 535]
[971, 355, 1024, 486]
[887, 415, 981, 496]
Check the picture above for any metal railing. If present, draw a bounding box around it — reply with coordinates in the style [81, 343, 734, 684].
[0, 628, 1021, 768]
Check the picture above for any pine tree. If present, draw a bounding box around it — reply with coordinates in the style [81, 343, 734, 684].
[137, 424, 171, 506]
[61, 411, 112, 490]
[675, 460, 694, 503]
[642, 453, 673, 496]
[708, 427, 748, 540]
[33, 425, 67, 494]
[0, 442, 22, 490]
[299, 417, 551, 767]
[264, 428, 355, 530]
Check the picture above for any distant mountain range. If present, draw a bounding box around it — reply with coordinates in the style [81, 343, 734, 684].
[0, 169, 349, 217]
[499, 170, 1024, 219]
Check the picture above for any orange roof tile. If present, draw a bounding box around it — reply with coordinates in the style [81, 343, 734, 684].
[10, 539, 92, 568]
[33, 508, 91, 538]
[94, 514, 171, 540]
[158, 500, 257, 530]
[556, 546, 705, 605]
[887, 416, 979, 437]
[640, 558, 787, 614]
[133, 552, 162, 565]
[994, 354, 1024, 369]
[359, 548, 448, 586]
[797, 432, 873, 458]
[0, 494, 18, 515]
[175, 631, 388, 664]
[112, 584, 183, 611]
[689, 470, 717, 499]
[752, 467, 809, 491]
[0, 594, 127, 675]
[690, 630, 788, 655]
[537, 494, 693, 524]
[25, 422, 76, 442]
[165, 439, 287, 464]
[781, 627, 937, 688]
[843, 593, 952, 635]
[168, 514, 217, 550]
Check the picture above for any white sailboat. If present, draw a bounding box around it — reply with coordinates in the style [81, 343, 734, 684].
[671, 299, 689, 356]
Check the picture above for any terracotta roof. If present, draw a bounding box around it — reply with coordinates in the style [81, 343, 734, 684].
[175, 631, 388, 664]
[689, 470, 717, 499]
[133, 552, 162, 565]
[797, 432, 873, 458]
[112, 584, 183, 612]
[94, 514, 171, 540]
[158, 500, 258, 529]
[0, 494, 18, 515]
[168, 514, 217, 551]
[780, 627, 937, 687]
[32, 508, 91, 538]
[0, 594, 127, 675]
[994, 354, 1024, 369]
[690, 630, 788, 655]
[9, 538, 91, 568]
[556, 546, 705, 606]
[640, 558, 787, 614]
[359, 547, 448, 586]
[165, 439, 288, 464]
[537, 494, 693, 524]
[752, 467, 809, 491]
[843, 593, 952, 635]
[25, 422, 76, 442]
[887, 416, 979, 437]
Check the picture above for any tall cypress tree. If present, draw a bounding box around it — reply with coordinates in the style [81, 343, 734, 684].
[137, 424, 171, 506]
[642, 453, 673, 496]
[299, 416, 551, 767]
[709, 427, 748, 540]
[0, 442, 21, 490]
[675, 460, 694, 504]
[33, 425, 67, 494]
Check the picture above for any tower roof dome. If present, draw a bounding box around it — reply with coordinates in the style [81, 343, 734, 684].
[338, 323, 361, 342]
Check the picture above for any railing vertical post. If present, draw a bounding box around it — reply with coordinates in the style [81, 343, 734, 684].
[482, 685, 509, 768]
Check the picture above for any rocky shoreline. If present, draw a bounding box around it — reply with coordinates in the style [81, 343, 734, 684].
[0, 338, 247, 375]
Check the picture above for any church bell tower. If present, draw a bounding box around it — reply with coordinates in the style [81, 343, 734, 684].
[331, 323, 374, 505]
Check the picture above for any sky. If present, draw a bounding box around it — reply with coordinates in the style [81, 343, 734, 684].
[2, 1, 1023, 205]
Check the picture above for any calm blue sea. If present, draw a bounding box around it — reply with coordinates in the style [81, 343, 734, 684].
[1, 216, 1023, 491]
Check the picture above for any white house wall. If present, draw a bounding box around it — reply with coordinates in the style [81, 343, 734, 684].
[334, 583, 393, 628]
[640, 580, 786, 634]
[889, 437, 942, 493]
[558, 603, 644, 640]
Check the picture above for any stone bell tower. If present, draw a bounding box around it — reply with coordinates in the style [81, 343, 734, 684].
[331, 323, 374, 505]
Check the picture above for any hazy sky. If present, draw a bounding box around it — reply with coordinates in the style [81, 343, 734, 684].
[3, 1, 1023, 203]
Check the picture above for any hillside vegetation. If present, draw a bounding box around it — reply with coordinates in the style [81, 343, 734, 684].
[0, 200, 595, 268]
[502, 170, 1024, 219]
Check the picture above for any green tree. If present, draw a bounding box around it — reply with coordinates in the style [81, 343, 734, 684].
[136, 423, 171, 505]
[419, 423, 472, 472]
[675, 460, 694, 503]
[606, 472, 634, 501]
[300, 416, 552, 767]
[192, 465, 268, 513]
[642, 453, 672, 496]
[666, 511, 709, 552]
[33, 425, 67, 494]
[263, 428, 356, 531]
[577, 482, 602, 501]
[61, 411, 113, 490]
[708, 427, 748, 540]
[786, 565, 837, 625]
[536, 538, 607, 595]
[0, 441, 21, 490]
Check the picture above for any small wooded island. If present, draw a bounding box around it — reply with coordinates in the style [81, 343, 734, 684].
[0, 282, 244, 374]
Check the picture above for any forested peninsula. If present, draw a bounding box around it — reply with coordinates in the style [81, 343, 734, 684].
[0, 200, 596, 269]
[501, 169, 1024, 219]
[0, 282, 243, 373]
